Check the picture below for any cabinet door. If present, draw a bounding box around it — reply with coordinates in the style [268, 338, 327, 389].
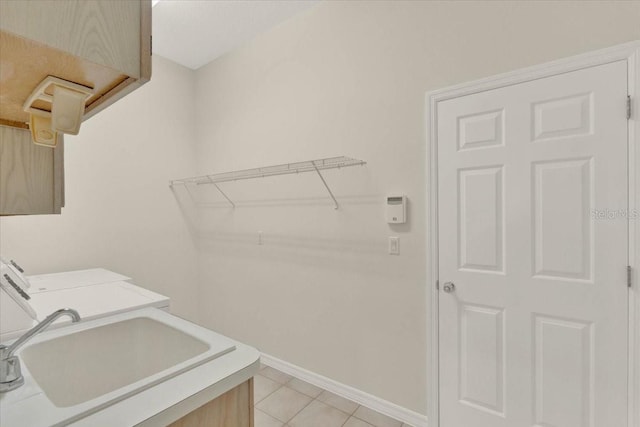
[0, 126, 64, 215]
[168, 379, 254, 427]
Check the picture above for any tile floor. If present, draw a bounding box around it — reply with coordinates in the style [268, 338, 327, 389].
[254, 365, 412, 427]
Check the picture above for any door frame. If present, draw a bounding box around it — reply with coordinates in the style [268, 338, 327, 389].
[425, 40, 640, 427]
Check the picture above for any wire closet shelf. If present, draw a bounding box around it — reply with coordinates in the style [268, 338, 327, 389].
[169, 156, 366, 209]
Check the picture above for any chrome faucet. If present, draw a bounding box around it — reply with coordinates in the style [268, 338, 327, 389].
[0, 308, 80, 392]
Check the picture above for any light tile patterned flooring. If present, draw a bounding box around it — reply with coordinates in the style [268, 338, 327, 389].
[254, 365, 412, 427]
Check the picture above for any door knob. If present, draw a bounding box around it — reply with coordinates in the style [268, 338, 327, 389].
[442, 282, 455, 293]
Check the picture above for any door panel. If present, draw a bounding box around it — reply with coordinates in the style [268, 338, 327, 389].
[533, 315, 593, 427]
[532, 93, 592, 141]
[459, 303, 505, 416]
[437, 61, 629, 427]
[458, 166, 504, 273]
[532, 158, 592, 281]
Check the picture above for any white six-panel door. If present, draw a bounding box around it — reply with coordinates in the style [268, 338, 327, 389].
[437, 61, 629, 427]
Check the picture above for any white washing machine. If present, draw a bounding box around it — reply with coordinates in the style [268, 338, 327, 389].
[0, 259, 169, 343]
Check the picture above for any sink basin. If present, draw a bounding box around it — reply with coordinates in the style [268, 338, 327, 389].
[22, 317, 217, 407]
[1, 308, 237, 426]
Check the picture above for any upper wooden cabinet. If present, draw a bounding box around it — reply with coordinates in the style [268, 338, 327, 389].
[0, 0, 151, 130]
[0, 0, 151, 215]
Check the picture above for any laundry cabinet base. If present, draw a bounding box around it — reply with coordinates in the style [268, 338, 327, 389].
[168, 378, 254, 427]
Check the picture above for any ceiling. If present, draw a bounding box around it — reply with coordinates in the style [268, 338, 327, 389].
[152, 0, 319, 70]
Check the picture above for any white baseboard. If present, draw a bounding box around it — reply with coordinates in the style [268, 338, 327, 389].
[260, 353, 428, 427]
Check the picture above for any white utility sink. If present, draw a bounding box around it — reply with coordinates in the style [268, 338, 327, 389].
[0, 308, 238, 426]
[22, 317, 220, 407]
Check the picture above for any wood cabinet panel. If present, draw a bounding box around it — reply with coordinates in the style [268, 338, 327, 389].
[0, 125, 63, 215]
[0, 0, 141, 77]
[168, 379, 254, 427]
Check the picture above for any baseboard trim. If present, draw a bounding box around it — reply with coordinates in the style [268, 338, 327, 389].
[260, 353, 428, 427]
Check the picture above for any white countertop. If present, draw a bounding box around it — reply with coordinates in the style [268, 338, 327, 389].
[0, 309, 260, 427]
[80, 344, 259, 426]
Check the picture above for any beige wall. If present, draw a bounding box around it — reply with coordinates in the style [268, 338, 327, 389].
[192, 0, 640, 414]
[0, 56, 200, 319]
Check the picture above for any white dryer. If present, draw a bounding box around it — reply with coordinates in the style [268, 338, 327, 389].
[0, 259, 169, 342]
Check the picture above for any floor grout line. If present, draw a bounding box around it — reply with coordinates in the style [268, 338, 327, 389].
[254, 374, 285, 405]
[281, 390, 315, 425]
[338, 412, 352, 427]
[255, 368, 403, 427]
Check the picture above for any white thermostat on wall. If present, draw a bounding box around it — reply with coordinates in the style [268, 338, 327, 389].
[386, 195, 406, 224]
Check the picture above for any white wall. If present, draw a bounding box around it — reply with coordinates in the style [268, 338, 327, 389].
[192, 0, 640, 414]
[0, 56, 200, 319]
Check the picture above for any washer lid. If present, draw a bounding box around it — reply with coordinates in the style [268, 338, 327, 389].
[28, 269, 131, 293]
